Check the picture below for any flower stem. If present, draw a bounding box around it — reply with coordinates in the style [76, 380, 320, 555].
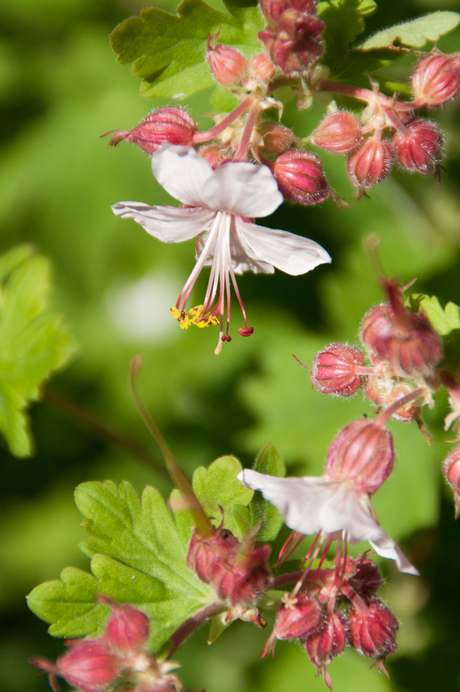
[166, 601, 226, 658]
[192, 96, 253, 144]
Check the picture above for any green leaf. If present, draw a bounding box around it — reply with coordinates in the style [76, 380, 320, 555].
[111, 0, 264, 101]
[28, 481, 215, 647]
[317, 0, 377, 72]
[0, 245, 76, 457]
[358, 11, 460, 49]
[249, 444, 285, 542]
[408, 294, 460, 337]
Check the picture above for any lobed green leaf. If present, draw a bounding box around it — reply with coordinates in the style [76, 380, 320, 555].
[249, 444, 285, 542]
[358, 11, 460, 50]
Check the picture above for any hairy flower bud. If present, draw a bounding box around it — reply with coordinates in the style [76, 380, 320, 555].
[310, 343, 365, 397]
[443, 444, 460, 517]
[348, 599, 398, 662]
[206, 35, 248, 87]
[103, 108, 196, 154]
[311, 112, 363, 154]
[347, 138, 393, 191]
[261, 593, 323, 657]
[412, 52, 460, 107]
[101, 599, 150, 655]
[54, 640, 122, 692]
[348, 556, 384, 600]
[250, 53, 275, 81]
[187, 526, 239, 584]
[274, 150, 330, 205]
[325, 419, 394, 495]
[258, 122, 294, 155]
[393, 119, 444, 175]
[303, 611, 348, 689]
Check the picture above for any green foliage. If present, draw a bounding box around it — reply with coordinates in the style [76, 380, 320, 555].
[111, 0, 264, 103]
[318, 0, 377, 72]
[0, 245, 76, 457]
[27, 481, 215, 648]
[409, 294, 460, 337]
[249, 444, 285, 542]
[359, 11, 460, 49]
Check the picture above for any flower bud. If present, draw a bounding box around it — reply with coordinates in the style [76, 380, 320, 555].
[348, 557, 384, 600]
[261, 593, 323, 657]
[311, 112, 363, 154]
[102, 108, 196, 154]
[187, 526, 239, 585]
[393, 119, 444, 175]
[348, 599, 398, 661]
[310, 343, 365, 397]
[206, 35, 248, 87]
[442, 444, 460, 517]
[250, 53, 275, 81]
[346, 138, 393, 191]
[274, 150, 330, 205]
[258, 122, 294, 155]
[325, 419, 394, 495]
[101, 600, 150, 655]
[57, 640, 122, 692]
[303, 611, 348, 689]
[412, 52, 460, 107]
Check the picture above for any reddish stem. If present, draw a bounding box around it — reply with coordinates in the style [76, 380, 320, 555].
[192, 96, 253, 144]
[166, 601, 226, 659]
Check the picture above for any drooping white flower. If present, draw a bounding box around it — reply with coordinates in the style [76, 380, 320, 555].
[237, 469, 418, 575]
[112, 144, 331, 354]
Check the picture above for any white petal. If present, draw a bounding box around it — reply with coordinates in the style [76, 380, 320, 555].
[151, 144, 283, 217]
[235, 219, 331, 276]
[237, 470, 418, 574]
[112, 203, 215, 243]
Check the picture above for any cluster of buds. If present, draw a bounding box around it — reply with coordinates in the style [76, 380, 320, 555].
[30, 597, 187, 692]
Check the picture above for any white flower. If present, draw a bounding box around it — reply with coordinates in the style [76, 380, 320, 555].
[237, 469, 418, 575]
[112, 144, 331, 354]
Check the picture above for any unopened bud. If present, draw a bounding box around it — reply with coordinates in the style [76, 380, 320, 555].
[102, 107, 196, 154]
[348, 556, 384, 600]
[274, 150, 330, 205]
[348, 599, 398, 662]
[393, 119, 444, 175]
[261, 593, 323, 657]
[258, 122, 294, 155]
[250, 53, 275, 81]
[311, 112, 362, 154]
[347, 138, 393, 192]
[57, 640, 122, 691]
[187, 526, 239, 585]
[443, 445, 460, 517]
[412, 52, 460, 107]
[310, 343, 365, 397]
[303, 611, 348, 689]
[206, 35, 248, 87]
[100, 599, 150, 654]
[325, 418, 394, 496]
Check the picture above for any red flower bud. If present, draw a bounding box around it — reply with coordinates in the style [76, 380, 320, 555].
[303, 611, 348, 689]
[311, 112, 363, 154]
[348, 599, 398, 661]
[102, 108, 196, 155]
[412, 52, 460, 108]
[258, 122, 294, 155]
[310, 343, 365, 397]
[347, 138, 393, 191]
[393, 119, 444, 175]
[348, 557, 384, 601]
[325, 419, 394, 495]
[56, 640, 122, 692]
[261, 593, 323, 657]
[187, 526, 239, 585]
[250, 53, 275, 81]
[274, 150, 330, 205]
[443, 444, 460, 517]
[100, 600, 150, 655]
[206, 35, 248, 87]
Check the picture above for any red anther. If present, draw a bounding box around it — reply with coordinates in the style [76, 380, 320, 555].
[393, 119, 444, 175]
[412, 52, 460, 108]
[261, 593, 323, 657]
[99, 598, 150, 655]
[102, 107, 196, 154]
[238, 327, 254, 337]
[324, 419, 394, 495]
[206, 34, 248, 87]
[442, 444, 460, 517]
[274, 150, 330, 205]
[348, 598, 398, 662]
[221, 334, 232, 342]
[250, 53, 275, 81]
[346, 137, 393, 192]
[310, 343, 365, 397]
[303, 611, 348, 690]
[311, 112, 363, 154]
[258, 122, 294, 155]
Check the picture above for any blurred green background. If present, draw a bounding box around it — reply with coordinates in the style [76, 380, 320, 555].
[0, 0, 459, 690]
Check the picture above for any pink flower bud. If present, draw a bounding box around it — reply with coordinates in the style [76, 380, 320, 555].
[261, 593, 323, 657]
[250, 53, 275, 81]
[102, 108, 196, 155]
[206, 35, 248, 87]
[310, 343, 365, 397]
[393, 119, 444, 175]
[412, 52, 460, 107]
[187, 526, 239, 585]
[347, 138, 393, 191]
[57, 640, 122, 692]
[101, 600, 150, 655]
[325, 419, 394, 496]
[443, 444, 460, 517]
[311, 112, 363, 154]
[258, 122, 294, 155]
[303, 611, 348, 689]
[348, 557, 384, 600]
[348, 599, 398, 661]
[274, 150, 330, 205]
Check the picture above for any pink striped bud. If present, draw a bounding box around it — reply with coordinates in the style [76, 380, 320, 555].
[412, 52, 460, 107]
[187, 526, 239, 585]
[325, 419, 394, 496]
[102, 108, 196, 154]
[393, 119, 444, 175]
[206, 35, 248, 87]
[274, 150, 330, 205]
[250, 53, 275, 81]
[52, 640, 121, 692]
[303, 611, 348, 690]
[310, 343, 365, 397]
[443, 444, 460, 517]
[261, 593, 323, 657]
[100, 599, 150, 655]
[348, 599, 398, 664]
[347, 138, 393, 192]
[258, 122, 294, 155]
[311, 112, 362, 154]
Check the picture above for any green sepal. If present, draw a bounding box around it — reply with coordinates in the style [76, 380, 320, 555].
[358, 11, 460, 50]
[249, 444, 285, 542]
